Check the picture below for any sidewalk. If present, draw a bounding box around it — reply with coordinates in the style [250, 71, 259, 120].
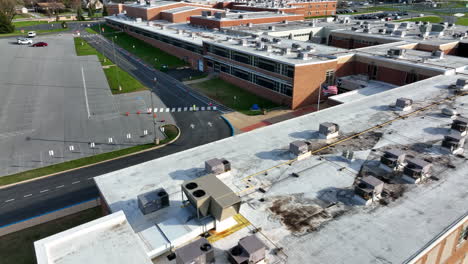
[224, 102, 334, 133]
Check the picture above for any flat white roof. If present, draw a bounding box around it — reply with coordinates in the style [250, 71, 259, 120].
[95, 74, 468, 263]
[34, 211, 153, 264]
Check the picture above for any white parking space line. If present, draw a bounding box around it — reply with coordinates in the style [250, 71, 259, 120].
[171, 108, 175, 112]
[165, 108, 170, 112]
[24, 194, 32, 198]
[201, 107, 205, 111]
[5, 199, 14, 203]
[177, 107, 181, 112]
[40, 189, 49, 193]
[153, 108, 158, 112]
[72, 181, 80, 185]
[56, 185, 65, 189]
[81, 67, 91, 119]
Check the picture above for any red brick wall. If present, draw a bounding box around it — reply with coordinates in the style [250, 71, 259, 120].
[161, 8, 217, 23]
[219, 72, 292, 107]
[330, 38, 351, 49]
[125, 30, 203, 69]
[107, 4, 123, 15]
[190, 14, 304, 29]
[292, 61, 337, 109]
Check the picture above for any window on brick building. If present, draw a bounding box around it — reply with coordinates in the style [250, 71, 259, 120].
[458, 226, 468, 246]
[405, 71, 418, 84]
[308, 11, 312, 15]
[325, 70, 335, 85]
[368, 64, 378, 80]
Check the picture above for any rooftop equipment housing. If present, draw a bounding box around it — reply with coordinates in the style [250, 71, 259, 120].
[182, 174, 241, 221]
[227, 235, 266, 264]
[205, 158, 231, 175]
[455, 78, 468, 91]
[137, 187, 169, 215]
[354, 176, 384, 205]
[402, 158, 432, 183]
[319, 122, 339, 139]
[380, 149, 406, 172]
[451, 116, 468, 136]
[175, 237, 215, 264]
[387, 48, 406, 58]
[289, 140, 312, 160]
[441, 131, 466, 154]
[395, 97, 413, 111]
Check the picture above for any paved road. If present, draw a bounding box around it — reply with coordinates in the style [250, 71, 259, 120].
[0, 32, 232, 226]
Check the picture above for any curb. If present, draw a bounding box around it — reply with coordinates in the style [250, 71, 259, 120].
[220, 116, 235, 136]
[0, 125, 181, 190]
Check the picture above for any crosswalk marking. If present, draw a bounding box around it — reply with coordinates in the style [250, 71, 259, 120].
[154, 108, 158, 112]
[131, 106, 219, 115]
[177, 107, 181, 112]
[160, 108, 164, 112]
[171, 108, 175, 112]
[166, 108, 170, 112]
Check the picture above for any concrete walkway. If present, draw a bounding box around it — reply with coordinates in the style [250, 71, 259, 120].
[182, 73, 216, 85]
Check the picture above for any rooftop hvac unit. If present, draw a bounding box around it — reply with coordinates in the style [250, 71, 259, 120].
[256, 41, 265, 49]
[283, 20, 288, 24]
[238, 39, 248, 46]
[395, 97, 413, 111]
[363, 28, 371, 34]
[441, 131, 465, 153]
[137, 188, 169, 215]
[135, 17, 142, 23]
[380, 149, 406, 171]
[268, 25, 275, 31]
[455, 78, 468, 91]
[175, 238, 214, 264]
[289, 140, 312, 156]
[378, 28, 387, 34]
[297, 51, 309, 60]
[387, 48, 406, 58]
[201, 11, 211, 17]
[264, 45, 273, 52]
[205, 158, 231, 175]
[227, 235, 266, 264]
[306, 45, 315, 52]
[280, 47, 291, 55]
[214, 12, 226, 19]
[441, 107, 457, 118]
[354, 176, 384, 201]
[273, 38, 281, 43]
[291, 43, 301, 49]
[431, 50, 444, 59]
[451, 116, 468, 135]
[319, 122, 339, 139]
[402, 158, 432, 183]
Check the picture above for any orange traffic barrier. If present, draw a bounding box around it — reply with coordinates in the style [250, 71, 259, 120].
[125, 112, 129, 116]
[137, 111, 141, 115]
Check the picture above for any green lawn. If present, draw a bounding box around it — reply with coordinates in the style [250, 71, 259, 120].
[0, 207, 102, 264]
[396, 16, 442, 23]
[92, 24, 186, 69]
[74, 37, 146, 93]
[85, 27, 98, 34]
[0, 124, 179, 186]
[190, 78, 279, 115]
[456, 17, 468, 26]
[103, 66, 147, 94]
[12, 20, 62, 27]
[13, 13, 33, 19]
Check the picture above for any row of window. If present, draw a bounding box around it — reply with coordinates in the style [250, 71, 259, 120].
[206, 44, 295, 78]
[107, 20, 203, 54]
[207, 60, 293, 97]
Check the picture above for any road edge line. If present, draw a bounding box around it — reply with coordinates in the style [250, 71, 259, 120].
[220, 115, 235, 136]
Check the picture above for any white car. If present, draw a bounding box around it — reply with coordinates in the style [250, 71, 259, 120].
[17, 38, 33, 45]
[28, 31, 36, 38]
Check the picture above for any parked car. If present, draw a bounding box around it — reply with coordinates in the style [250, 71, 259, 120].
[32, 42, 48, 47]
[27, 31, 36, 38]
[17, 38, 33, 45]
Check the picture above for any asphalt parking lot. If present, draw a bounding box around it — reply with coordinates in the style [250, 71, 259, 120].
[0, 34, 173, 176]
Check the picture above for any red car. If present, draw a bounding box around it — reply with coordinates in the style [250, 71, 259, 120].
[32, 42, 48, 47]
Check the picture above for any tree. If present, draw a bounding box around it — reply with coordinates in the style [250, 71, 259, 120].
[102, 4, 108, 16]
[0, 0, 18, 33]
[87, 3, 95, 18]
[76, 6, 85, 21]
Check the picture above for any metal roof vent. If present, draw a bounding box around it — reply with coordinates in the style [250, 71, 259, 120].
[205, 158, 231, 175]
[380, 149, 406, 172]
[395, 97, 413, 111]
[280, 47, 291, 55]
[451, 116, 468, 136]
[264, 44, 273, 52]
[137, 188, 169, 215]
[441, 131, 465, 154]
[354, 176, 384, 205]
[297, 51, 310, 60]
[455, 78, 468, 91]
[431, 50, 444, 59]
[273, 38, 281, 43]
[268, 25, 275, 31]
[289, 140, 312, 160]
[256, 41, 265, 50]
[402, 158, 432, 184]
[175, 238, 214, 264]
[387, 48, 406, 58]
[442, 107, 457, 118]
[227, 235, 266, 264]
[319, 122, 339, 139]
[378, 28, 387, 34]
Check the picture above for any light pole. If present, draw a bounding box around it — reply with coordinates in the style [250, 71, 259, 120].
[152, 77, 158, 144]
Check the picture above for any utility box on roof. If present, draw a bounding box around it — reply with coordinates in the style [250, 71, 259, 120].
[380, 149, 406, 171]
[402, 158, 432, 183]
[289, 140, 312, 160]
[205, 158, 231, 175]
[137, 188, 169, 215]
[175, 238, 215, 264]
[441, 131, 465, 154]
[451, 116, 468, 136]
[319, 122, 339, 139]
[354, 176, 384, 205]
[228, 235, 266, 264]
[395, 98, 413, 111]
